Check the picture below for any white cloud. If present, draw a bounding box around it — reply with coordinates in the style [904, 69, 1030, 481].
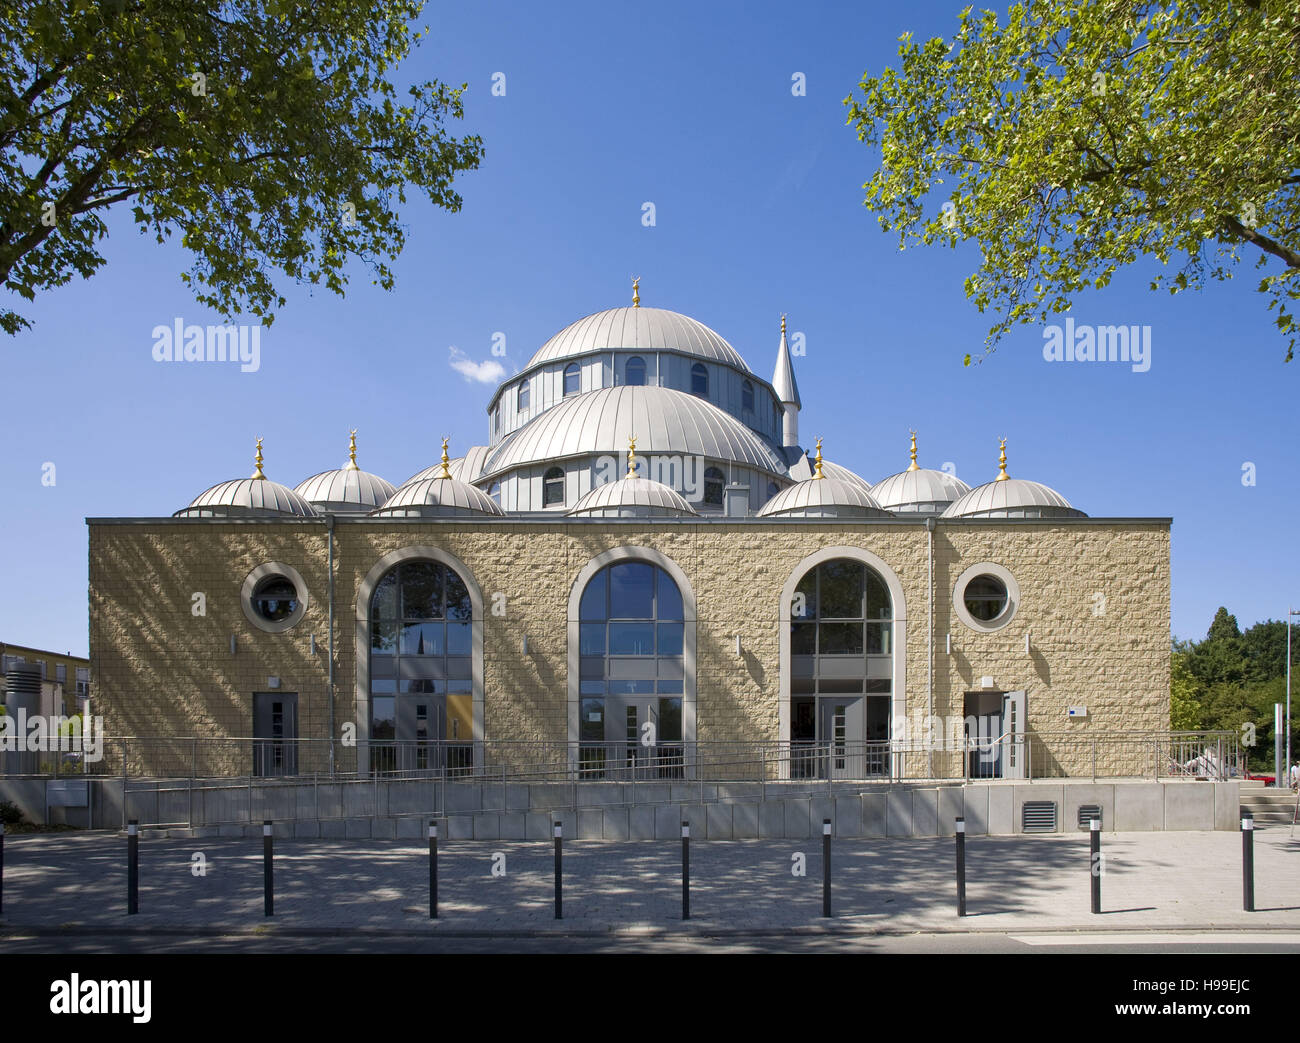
[447, 346, 506, 384]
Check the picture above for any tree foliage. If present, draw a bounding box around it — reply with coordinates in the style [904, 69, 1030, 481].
[0, 0, 484, 333]
[845, 0, 1300, 362]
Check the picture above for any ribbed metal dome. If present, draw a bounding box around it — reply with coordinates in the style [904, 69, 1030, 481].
[788, 454, 872, 490]
[941, 478, 1085, 519]
[370, 476, 504, 518]
[294, 468, 397, 513]
[480, 385, 789, 479]
[526, 307, 751, 372]
[176, 477, 318, 518]
[870, 468, 972, 515]
[404, 445, 492, 486]
[758, 477, 893, 519]
[567, 476, 700, 518]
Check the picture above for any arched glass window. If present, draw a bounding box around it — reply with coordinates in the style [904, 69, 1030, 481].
[742, 379, 755, 412]
[543, 466, 565, 506]
[578, 561, 685, 779]
[690, 363, 708, 398]
[625, 356, 646, 386]
[563, 363, 580, 397]
[369, 561, 474, 774]
[789, 558, 893, 779]
[517, 380, 529, 413]
[703, 466, 725, 507]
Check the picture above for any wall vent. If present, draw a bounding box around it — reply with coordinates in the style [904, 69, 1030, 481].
[1022, 801, 1057, 832]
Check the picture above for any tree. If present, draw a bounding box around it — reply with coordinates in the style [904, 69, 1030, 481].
[845, 0, 1300, 362]
[1, 0, 483, 333]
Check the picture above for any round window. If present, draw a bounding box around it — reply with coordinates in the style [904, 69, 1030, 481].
[241, 562, 309, 633]
[964, 574, 1008, 621]
[252, 576, 299, 622]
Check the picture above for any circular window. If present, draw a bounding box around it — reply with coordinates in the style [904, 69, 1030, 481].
[953, 562, 1020, 633]
[241, 562, 309, 633]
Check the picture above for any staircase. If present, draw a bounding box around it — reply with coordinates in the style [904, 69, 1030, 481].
[1239, 779, 1298, 828]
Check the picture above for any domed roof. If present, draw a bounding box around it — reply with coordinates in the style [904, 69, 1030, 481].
[759, 476, 892, 519]
[941, 478, 1084, 519]
[371, 477, 503, 518]
[294, 433, 397, 513]
[404, 444, 492, 486]
[175, 440, 318, 518]
[869, 435, 970, 514]
[568, 475, 699, 518]
[371, 440, 503, 518]
[941, 440, 1084, 519]
[788, 453, 872, 490]
[526, 306, 751, 372]
[480, 385, 789, 479]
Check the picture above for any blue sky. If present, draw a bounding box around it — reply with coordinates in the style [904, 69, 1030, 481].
[3, 0, 1296, 657]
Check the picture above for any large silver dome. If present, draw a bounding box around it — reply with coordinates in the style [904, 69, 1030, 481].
[295, 434, 396, 513]
[479, 385, 789, 480]
[758, 477, 892, 519]
[871, 468, 972, 514]
[942, 478, 1084, 519]
[176, 441, 318, 518]
[526, 306, 751, 372]
[370, 476, 504, 518]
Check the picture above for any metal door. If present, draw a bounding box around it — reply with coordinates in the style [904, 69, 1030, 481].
[1001, 690, 1027, 779]
[397, 693, 444, 773]
[968, 710, 1002, 778]
[819, 697, 865, 778]
[605, 696, 660, 779]
[253, 692, 297, 777]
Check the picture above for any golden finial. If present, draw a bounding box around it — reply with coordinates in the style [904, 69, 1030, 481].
[781, 313, 787, 337]
[995, 437, 1009, 481]
[813, 437, 825, 480]
[252, 437, 266, 480]
[907, 430, 920, 471]
[626, 434, 639, 478]
[346, 429, 359, 471]
[632, 277, 640, 308]
[436, 437, 452, 480]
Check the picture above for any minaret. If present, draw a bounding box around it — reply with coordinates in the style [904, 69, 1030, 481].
[772, 314, 801, 447]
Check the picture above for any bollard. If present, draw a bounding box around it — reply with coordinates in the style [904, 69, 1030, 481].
[263, 820, 273, 917]
[127, 819, 139, 915]
[428, 821, 438, 920]
[822, 818, 832, 918]
[681, 820, 690, 921]
[955, 816, 966, 917]
[1242, 812, 1254, 912]
[1090, 816, 1101, 914]
[553, 821, 563, 920]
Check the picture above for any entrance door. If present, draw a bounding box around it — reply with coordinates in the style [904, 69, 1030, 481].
[397, 693, 444, 773]
[819, 697, 865, 779]
[1001, 690, 1027, 779]
[253, 692, 297, 777]
[967, 707, 1002, 778]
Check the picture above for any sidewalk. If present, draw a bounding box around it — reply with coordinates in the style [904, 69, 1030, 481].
[0, 829, 1296, 936]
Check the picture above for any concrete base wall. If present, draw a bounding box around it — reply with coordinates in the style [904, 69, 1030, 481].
[0, 778, 1239, 838]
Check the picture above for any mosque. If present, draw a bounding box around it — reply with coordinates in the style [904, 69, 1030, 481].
[87, 285, 1171, 781]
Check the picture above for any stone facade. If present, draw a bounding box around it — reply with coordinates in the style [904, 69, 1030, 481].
[87, 514, 1170, 779]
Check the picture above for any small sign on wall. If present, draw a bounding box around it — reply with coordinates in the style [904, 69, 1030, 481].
[1067, 706, 1088, 718]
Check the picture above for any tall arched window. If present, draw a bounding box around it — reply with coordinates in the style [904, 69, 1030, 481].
[369, 561, 474, 773]
[563, 363, 580, 396]
[789, 558, 893, 779]
[741, 379, 755, 412]
[543, 466, 565, 506]
[690, 363, 708, 397]
[517, 379, 529, 413]
[703, 466, 725, 508]
[625, 356, 646, 386]
[578, 560, 685, 778]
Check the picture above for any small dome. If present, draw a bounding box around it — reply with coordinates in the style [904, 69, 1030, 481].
[871, 468, 972, 514]
[787, 453, 872, 491]
[568, 475, 700, 518]
[175, 440, 317, 518]
[526, 306, 751, 372]
[404, 444, 491, 485]
[941, 478, 1085, 519]
[370, 477, 503, 518]
[759, 477, 892, 519]
[294, 432, 396, 513]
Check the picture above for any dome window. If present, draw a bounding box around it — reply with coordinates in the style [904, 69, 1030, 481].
[543, 466, 565, 507]
[517, 380, 530, 413]
[690, 363, 709, 398]
[742, 380, 754, 413]
[626, 356, 646, 386]
[563, 363, 581, 397]
[703, 466, 725, 508]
